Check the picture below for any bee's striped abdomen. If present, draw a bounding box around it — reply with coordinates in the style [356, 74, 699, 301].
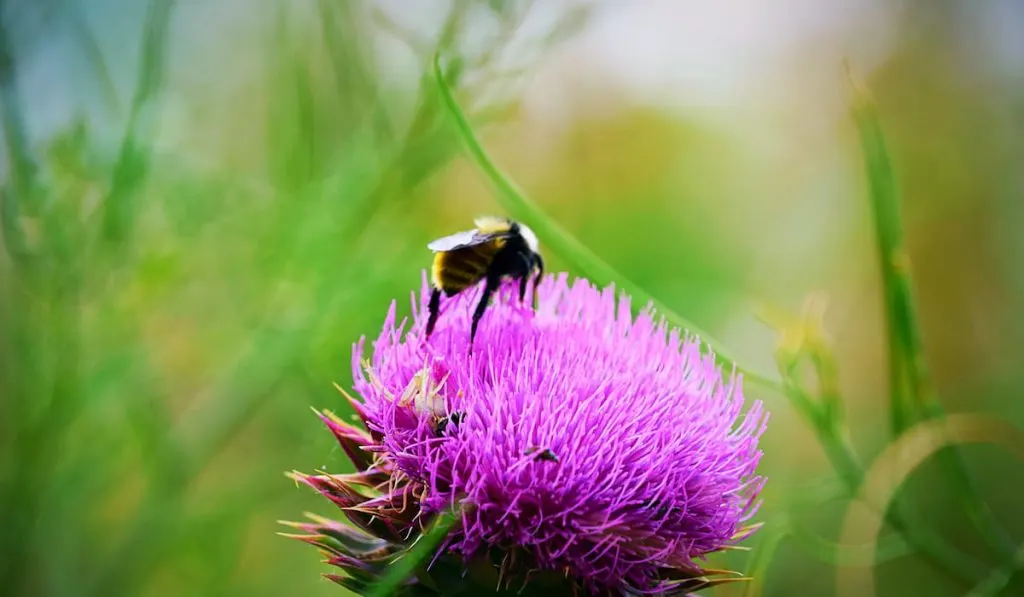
[431, 241, 503, 296]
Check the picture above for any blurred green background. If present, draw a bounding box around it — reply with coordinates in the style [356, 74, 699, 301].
[2, 1, 1023, 596]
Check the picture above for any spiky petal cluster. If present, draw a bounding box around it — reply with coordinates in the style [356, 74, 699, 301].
[288, 272, 768, 596]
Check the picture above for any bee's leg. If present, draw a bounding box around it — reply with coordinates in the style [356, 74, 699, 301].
[518, 254, 532, 304]
[425, 287, 442, 338]
[470, 274, 500, 350]
[530, 253, 545, 309]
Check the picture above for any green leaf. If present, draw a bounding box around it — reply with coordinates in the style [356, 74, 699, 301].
[364, 509, 460, 597]
[848, 63, 1018, 571]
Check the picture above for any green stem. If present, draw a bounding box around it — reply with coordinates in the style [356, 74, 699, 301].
[740, 524, 789, 597]
[848, 65, 1017, 568]
[364, 510, 460, 597]
[783, 341, 988, 585]
[101, 0, 176, 245]
[0, 13, 32, 263]
[787, 517, 913, 568]
[0, 18, 90, 592]
[431, 52, 780, 393]
[65, 0, 122, 116]
[806, 400, 988, 586]
[854, 81, 913, 436]
[435, 50, 988, 589]
[0, 11, 37, 204]
[966, 540, 1024, 597]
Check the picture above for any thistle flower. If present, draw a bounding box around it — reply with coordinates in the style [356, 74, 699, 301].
[284, 272, 768, 596]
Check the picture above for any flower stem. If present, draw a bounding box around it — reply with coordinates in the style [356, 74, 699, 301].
[846, 63, 1018, 570]
[364, 509, 460, 597]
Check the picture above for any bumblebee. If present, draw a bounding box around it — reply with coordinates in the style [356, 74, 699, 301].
[425, 216, 544, 346]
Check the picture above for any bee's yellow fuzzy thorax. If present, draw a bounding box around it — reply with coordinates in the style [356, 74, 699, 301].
[473, 216, 512, 234]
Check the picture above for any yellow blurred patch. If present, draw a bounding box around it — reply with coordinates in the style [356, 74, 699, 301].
[473, 215, 512, 234]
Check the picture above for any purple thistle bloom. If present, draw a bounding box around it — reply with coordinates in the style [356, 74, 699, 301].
[341, 271, 769, 595]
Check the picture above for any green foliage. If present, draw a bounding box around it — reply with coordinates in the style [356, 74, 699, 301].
[0, 2, 593, 596]
[2, 2, 1023, 597]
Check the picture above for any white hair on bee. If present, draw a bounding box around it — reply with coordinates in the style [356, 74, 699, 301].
[518, 222, 539, 253]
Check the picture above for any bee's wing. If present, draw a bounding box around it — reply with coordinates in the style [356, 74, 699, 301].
[427, 229, 505, 252]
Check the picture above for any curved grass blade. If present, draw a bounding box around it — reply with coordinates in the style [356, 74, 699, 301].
[785, 477, 913, 567]
[431, 52, 780, 393]
[835, 413, 1024, 596]
[790, 524, 912, 568]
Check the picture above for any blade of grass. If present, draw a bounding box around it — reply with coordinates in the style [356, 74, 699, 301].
[835, 413, 1024, 597]
[84, 290, 328, 597]
[846, 62, 917, 437]
[84, 271, 322, 597]
[0, 12, 38, 204]
[774, 297, 990, 585]
[364, 509, 460, 597]
[0, 23, 93, 583]
[847, 63, 1018, 568]
[316, 0, 392, 143]
[784, 475, 924, 568]
[64, 0, 121, 116]
[966, 540, 1024, 597]
[436, 49, 992, 587]
[89, 128, 399, 597]
[100, 0, 176, 246]
[0, 179, 87, 596]
[740, 523, 788, 597]
[431, 51, 780, 393]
